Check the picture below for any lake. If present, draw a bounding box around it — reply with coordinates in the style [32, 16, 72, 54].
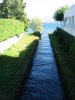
[26, 22, 61, 33]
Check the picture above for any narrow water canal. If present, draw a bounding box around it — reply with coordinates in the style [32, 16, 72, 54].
[20, 33, 64, 100]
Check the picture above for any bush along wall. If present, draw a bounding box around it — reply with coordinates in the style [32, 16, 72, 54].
[0, 19, 25, 42]
[54, 28, 75, 57]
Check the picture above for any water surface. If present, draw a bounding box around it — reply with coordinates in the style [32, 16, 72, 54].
[20, 33, 64, 100]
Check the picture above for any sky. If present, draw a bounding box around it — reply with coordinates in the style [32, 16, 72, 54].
[0, 0, 75, 22]
[25, 0, 75, 21]
[0, 0, 2, 3]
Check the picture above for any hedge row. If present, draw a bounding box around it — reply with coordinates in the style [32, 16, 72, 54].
[54, 28, 75, 56]
[0, 19, 25, 42]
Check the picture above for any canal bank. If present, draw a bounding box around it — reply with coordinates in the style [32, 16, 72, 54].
[19, 33, 64, 100]
[49, 31, 75, 100]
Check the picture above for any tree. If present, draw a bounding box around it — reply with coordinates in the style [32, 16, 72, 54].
[30, 17, 43, 32]
[0, 0, 30, 31]
[24, 17, 30, 31]
[53, 5, 68, 22]
[0, 0, 26, 19]
[0, 3, 3, 18]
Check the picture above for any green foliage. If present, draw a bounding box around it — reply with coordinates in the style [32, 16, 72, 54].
[49, 33, 75, 100]
[0, 0, 25, 19]
[0, 19, 24, 42]
[0, 34, 39, 100]
[53, 6, 68, 21]
[24, 17, 30, 31]
[0, 0, 30, 31]
[30, 31, 41, 38]
[30, 17, 43, 32]
[54, 28, 75, 57]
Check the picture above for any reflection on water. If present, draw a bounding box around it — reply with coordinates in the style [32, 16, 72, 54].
[20, 33, 64, 100]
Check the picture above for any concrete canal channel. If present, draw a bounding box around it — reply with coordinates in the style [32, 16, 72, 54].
[20, 33, 64, 100]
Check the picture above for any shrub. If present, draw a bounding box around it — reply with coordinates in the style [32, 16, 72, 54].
[54, 28, 75, 56]
[0, 19, 25, 42]
[30, 31, 41, 38]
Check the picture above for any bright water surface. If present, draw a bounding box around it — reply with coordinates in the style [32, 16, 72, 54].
[20, 32, 64, 100]
[27, 22, 61, 33]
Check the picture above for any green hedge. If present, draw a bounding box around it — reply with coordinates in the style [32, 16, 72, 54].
[0, 19, 25, 42]
[54, 28, 75, 56]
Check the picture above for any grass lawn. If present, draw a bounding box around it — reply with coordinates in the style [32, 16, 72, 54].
[0, 34, 39, 100]
[49, 34, 75, 100]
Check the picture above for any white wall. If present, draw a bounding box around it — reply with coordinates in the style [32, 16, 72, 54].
[63, 5, 75, 36]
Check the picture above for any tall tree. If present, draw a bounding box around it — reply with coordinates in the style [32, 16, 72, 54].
[30, 17, 43, 32]
[0, 3, 3, 18]
[53, 5, 69, 22]
[0, 0, 26, 19]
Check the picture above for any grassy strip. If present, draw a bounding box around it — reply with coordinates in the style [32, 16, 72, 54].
[54, 28, 75, 56]
[0, 19, 24, 42]
[49, 33, 75, 100]
[0, 34, 39, 100]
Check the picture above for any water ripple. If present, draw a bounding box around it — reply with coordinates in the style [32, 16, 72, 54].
[20, 33, 64, 100]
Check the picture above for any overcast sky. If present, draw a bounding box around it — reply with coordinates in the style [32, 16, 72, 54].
[25, 0, 75, 20]
[0, 0, 75, 21]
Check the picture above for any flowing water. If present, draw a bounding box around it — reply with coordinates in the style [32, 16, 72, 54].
[20, 33, 64, 100]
